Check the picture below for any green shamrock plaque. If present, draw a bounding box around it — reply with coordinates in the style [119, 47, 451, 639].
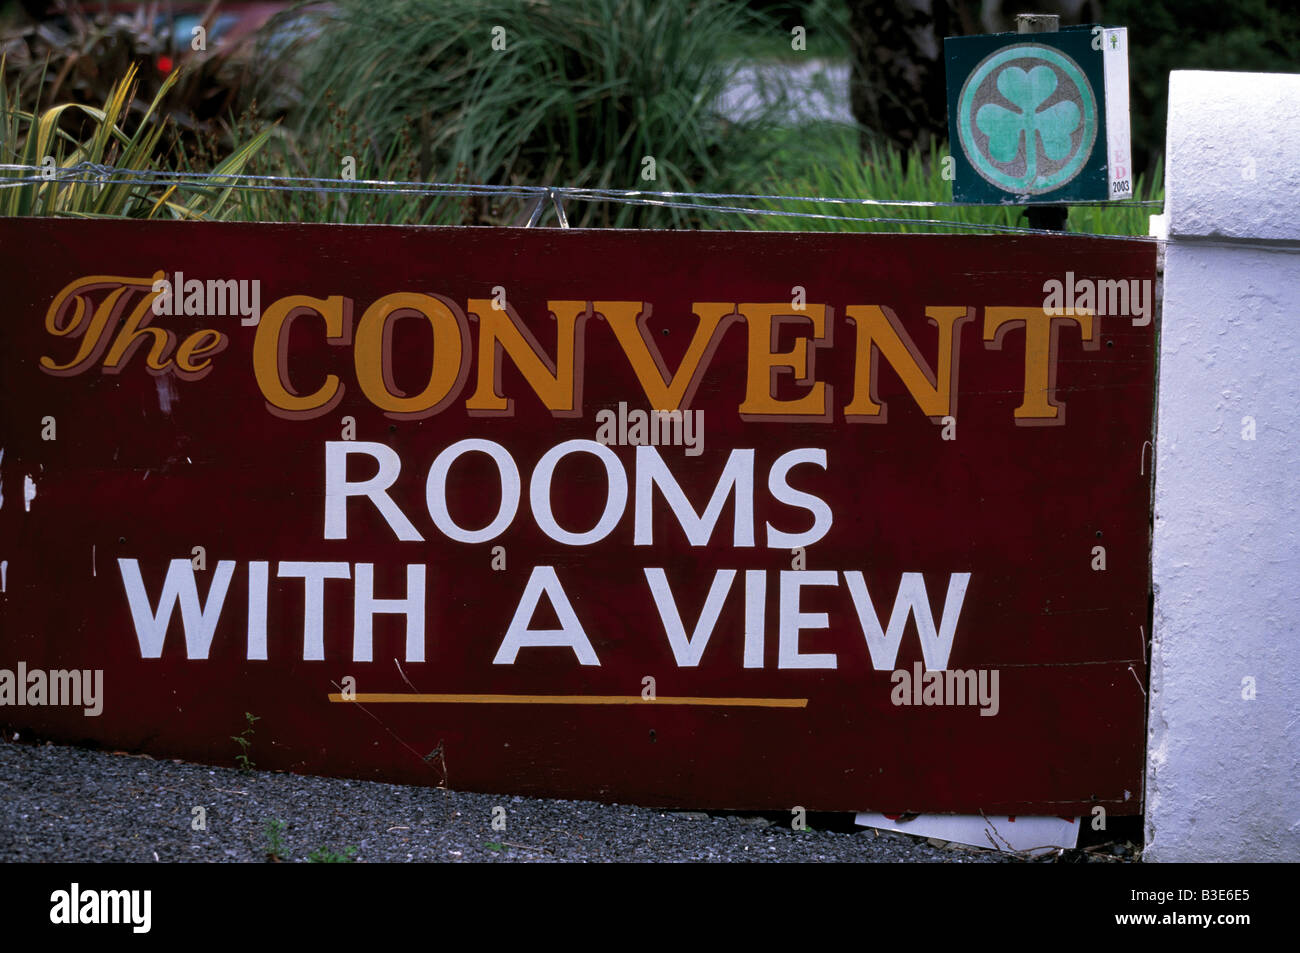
[945, 26, 1132, 204]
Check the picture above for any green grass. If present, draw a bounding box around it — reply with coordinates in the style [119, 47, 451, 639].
[265, 818, 357, 862]
[735, 124, 1162, 237]
[714, 0, 851, 62]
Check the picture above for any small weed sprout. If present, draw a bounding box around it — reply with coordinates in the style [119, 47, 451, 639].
[264, 818, 287, 861]
[308, 845, 358, 863]
[232, 712, 259, 771]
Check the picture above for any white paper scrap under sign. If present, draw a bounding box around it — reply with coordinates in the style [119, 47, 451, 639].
[854, 813, 1080, 854]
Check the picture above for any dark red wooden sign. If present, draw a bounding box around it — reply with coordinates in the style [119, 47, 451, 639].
[0, 220, 1156, 813]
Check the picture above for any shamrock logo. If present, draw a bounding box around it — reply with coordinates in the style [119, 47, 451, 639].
[955, 45, 1097, 196]
[976, 66, 1080, 179]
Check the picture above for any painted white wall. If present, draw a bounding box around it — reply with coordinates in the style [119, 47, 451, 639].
[1146, 71, 1300, 862]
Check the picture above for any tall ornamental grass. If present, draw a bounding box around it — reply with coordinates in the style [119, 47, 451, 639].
[0, 60, 269, 219]
[263, 0, 784, 227]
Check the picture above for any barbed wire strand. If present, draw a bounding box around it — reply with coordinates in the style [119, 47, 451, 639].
[0, 160, 1168, 241]
[0, 161, 1164, 207]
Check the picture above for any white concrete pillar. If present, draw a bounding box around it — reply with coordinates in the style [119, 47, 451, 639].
[1146, 71, 1300, 861]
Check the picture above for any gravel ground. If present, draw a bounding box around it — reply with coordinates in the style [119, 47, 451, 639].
[0, 739, 1135, 863]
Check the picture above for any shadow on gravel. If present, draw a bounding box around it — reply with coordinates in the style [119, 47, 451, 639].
[0, 737, 1140, 863]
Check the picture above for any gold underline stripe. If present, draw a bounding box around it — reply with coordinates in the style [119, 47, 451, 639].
[328, 693, 807, 708]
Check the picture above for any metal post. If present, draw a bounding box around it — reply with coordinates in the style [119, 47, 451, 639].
[1017, 13, 1068, 231]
